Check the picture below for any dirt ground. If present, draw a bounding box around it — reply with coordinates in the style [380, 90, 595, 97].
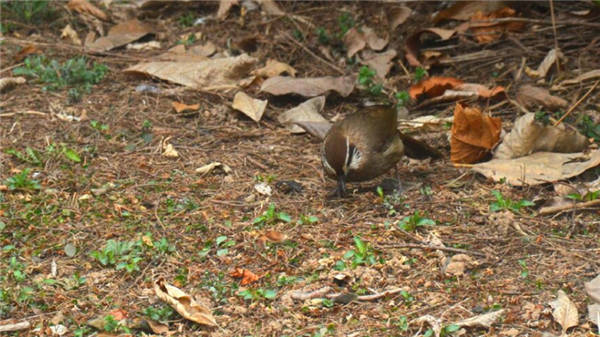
[1, 1, 600, 336]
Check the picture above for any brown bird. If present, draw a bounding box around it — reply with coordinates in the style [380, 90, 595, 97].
[321, 105, 441, 197]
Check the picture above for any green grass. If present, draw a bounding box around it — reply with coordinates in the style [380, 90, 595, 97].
[1, 0, 55, 24]
[13, 56, 108, 102]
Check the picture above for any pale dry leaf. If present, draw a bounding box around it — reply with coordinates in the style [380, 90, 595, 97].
[260, 75, 356, 97]
[172, 102, 200, 113]
[451, 103, 502, 164]
[343, 27, 367, 58]
[124, 54, 257, 89]
[585, 273, 600, 304]
[84, 31, 96, 46]
[162, 142, 179, 158]
[232, 92, 267, 122]
[455, 309, 505, 328]
[516, 85, 568, 112]
[560, 69, 600, 86]
[260, 0, 285, 16]
[433, 1, 508, 23]
[548, 290, 579, 334]
[154, 279, 218, 326]
[127, 41, 161, 51]
[264, 230, 287, 243]
[0, 77, 26, 92]
[398, 115, 454, 132]
[588, 304, 600, 325]
[359, 49, 397, 79]
[445, 254, 478, 276]
[522, 301, 543, 320]
[146, 320, 171, 335]
[157, 45, 209, 62]
[251, 59, 297, 78]
[537, 49, 564, 79]
[254, 182, 272, 196]
[474, 150, 600, 186]
[387, 6, 412, 30]
[362, 26, 388, 51]
[67, 0, 108, 21]
[217, 0, 238, 20]
[61, 24, 82, 45]
[494, 113, 590, 159]
[293, 121, 332, 140]
[278, 96, 327, 133]
[195, 162, 231, 176]
[190, 42, 216, 57]
[88, 19, 152, 51]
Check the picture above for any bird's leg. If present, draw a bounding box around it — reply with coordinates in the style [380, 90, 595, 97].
[394, 165, 403, 193]
[331, 175, 347, 198]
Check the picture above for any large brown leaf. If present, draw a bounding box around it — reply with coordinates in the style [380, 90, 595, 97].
[469, 7, 525, 44]
[67, 0, 108, 21]
[278, 96, 327, 133]
[88, 19, 152, 51]
[432, 1, 507, 23]
[260, 75, 356, 97]
[343, 26, 389, 58]
[124, 54, 257, 89]
[232, 92, 267, 122]
[473, 150, 600, 186]
[516, 85, 568, 112]
[359, 49, 397, 79]
[494, 113, 590, 159]
[154, 279, 217, 327]
[548, 290, 579, 334]
[387, 6, 412, 30]
[409, 77, 464, 100]
[450, 103, 502, 164]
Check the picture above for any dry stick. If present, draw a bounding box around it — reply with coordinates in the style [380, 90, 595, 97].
[0, 321, 31, 332]
[281, 32, 346, 75]
[246, 156, 268, 171]
[380, 242, 487, 257]
[539, 199, 600, 216]
[554, 80, 600, 126]
[330, 288, 405, 301]
[549, 0, 561, 77]
[471, 17, 600, 28]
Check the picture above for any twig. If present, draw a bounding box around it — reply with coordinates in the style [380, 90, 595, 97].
[549, 0, 560, 77]
[0, 321, 31, 332]
[334, 288, 405, 301]
[554, 80, 600, 126]
[154, 198, 166, 230]
[0, 110, 47, 118]
[380, 242, 486, 257]
[290, 287, 405, 302]
[281, 32, 346, 75]
[246, 156, 269, 171]
[539, 199, 600, 216]
[471, 17, 600, 29]
[290, 286, 332, 300]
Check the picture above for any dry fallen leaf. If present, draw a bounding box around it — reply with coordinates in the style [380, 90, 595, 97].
[124, 54, 257, 89]
[217, 0, 238, 20]
[433, 1, 508, 23]
[172, 102, 200, 113]
[88, 19, 152, 51]
[61, 24, 82, 45]
[232, 92, 268, 122]
[456, 309, 505, 328]
[494, 113, 590, 159]
[588, 304, 600, 325]
[293, 121, 332, 140]
[252, 59, 297, 78]
[146, 320, 171, 335]
[413, 315, 442, 337]
[343, 26, 389, 58]
[260, 75, 356, 97]
[469, 7, 525, 44]
[548, 290, 579, 334]
[387, 6, 412, 30]
[409, 77, 464, 101]
[260, 0, 285, 16]
[404, 28, 456, 67]
[195, 162, 232, 176]
[162, 140, 179, 158]
[230, 268, 260, 285]
[67, 0, 108, 21]
[534, 49, 564, 79]
[516, 85, 568, 112]
[278, 96, 327, 133]
[398, 115, 454, 132]
[154, 279, 217, 327]
[360, 49, 397, 79]
[157, 45, 209, 62]
[127, 41, 161, 51]
[264, 230, 287, 243]
[560, 69, 600, 86]
[473, 150, 600, 186]
[0, 77, 26, 92]
[190, 42, 217, 57]
[14, 45, 40, 62]
[444, 254, 478, 276]
[451, 103, 502, 164]
[585, 273, 600, 304]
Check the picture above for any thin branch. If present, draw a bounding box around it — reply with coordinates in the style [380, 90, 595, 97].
[380, 242, 487, 257]
[554, 80, 600, 126]
[281, 32, 346, 75]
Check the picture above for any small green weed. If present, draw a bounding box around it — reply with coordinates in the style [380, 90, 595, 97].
[201, 271, 233, 304]
[338, 237, 380, 269]
[90, 240, 143, 274]
[316, 27, 330, 45]
[337, 13, 355, 37]
[14, 56, 107, 102]
[253, 204, 292, 227]
[103, 315, 130, 334]
[413, 66, 427, 82]
[199, 235, 236, 259]
[489, 190, 535, 213]
[3, 148, 43, 166]
[3, 169, 41, 191]
[424, 324, 460, 337]
[518, 259, 529, 278]
[237, 288, 277, 302]
[177, 33, 196, 46]
[1, 0, 55, 24]
[143, 305, 177, 323]
[567, 190, 600, 202]
[178, 13, 195, 27]
[397, 212, 435, 232]
[578, 115, 600, 143]
[298, 214, 318, 225]
[357, 66, 382, 95]
[395, 91, 410, 106]
[376, 186, 405, 216]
